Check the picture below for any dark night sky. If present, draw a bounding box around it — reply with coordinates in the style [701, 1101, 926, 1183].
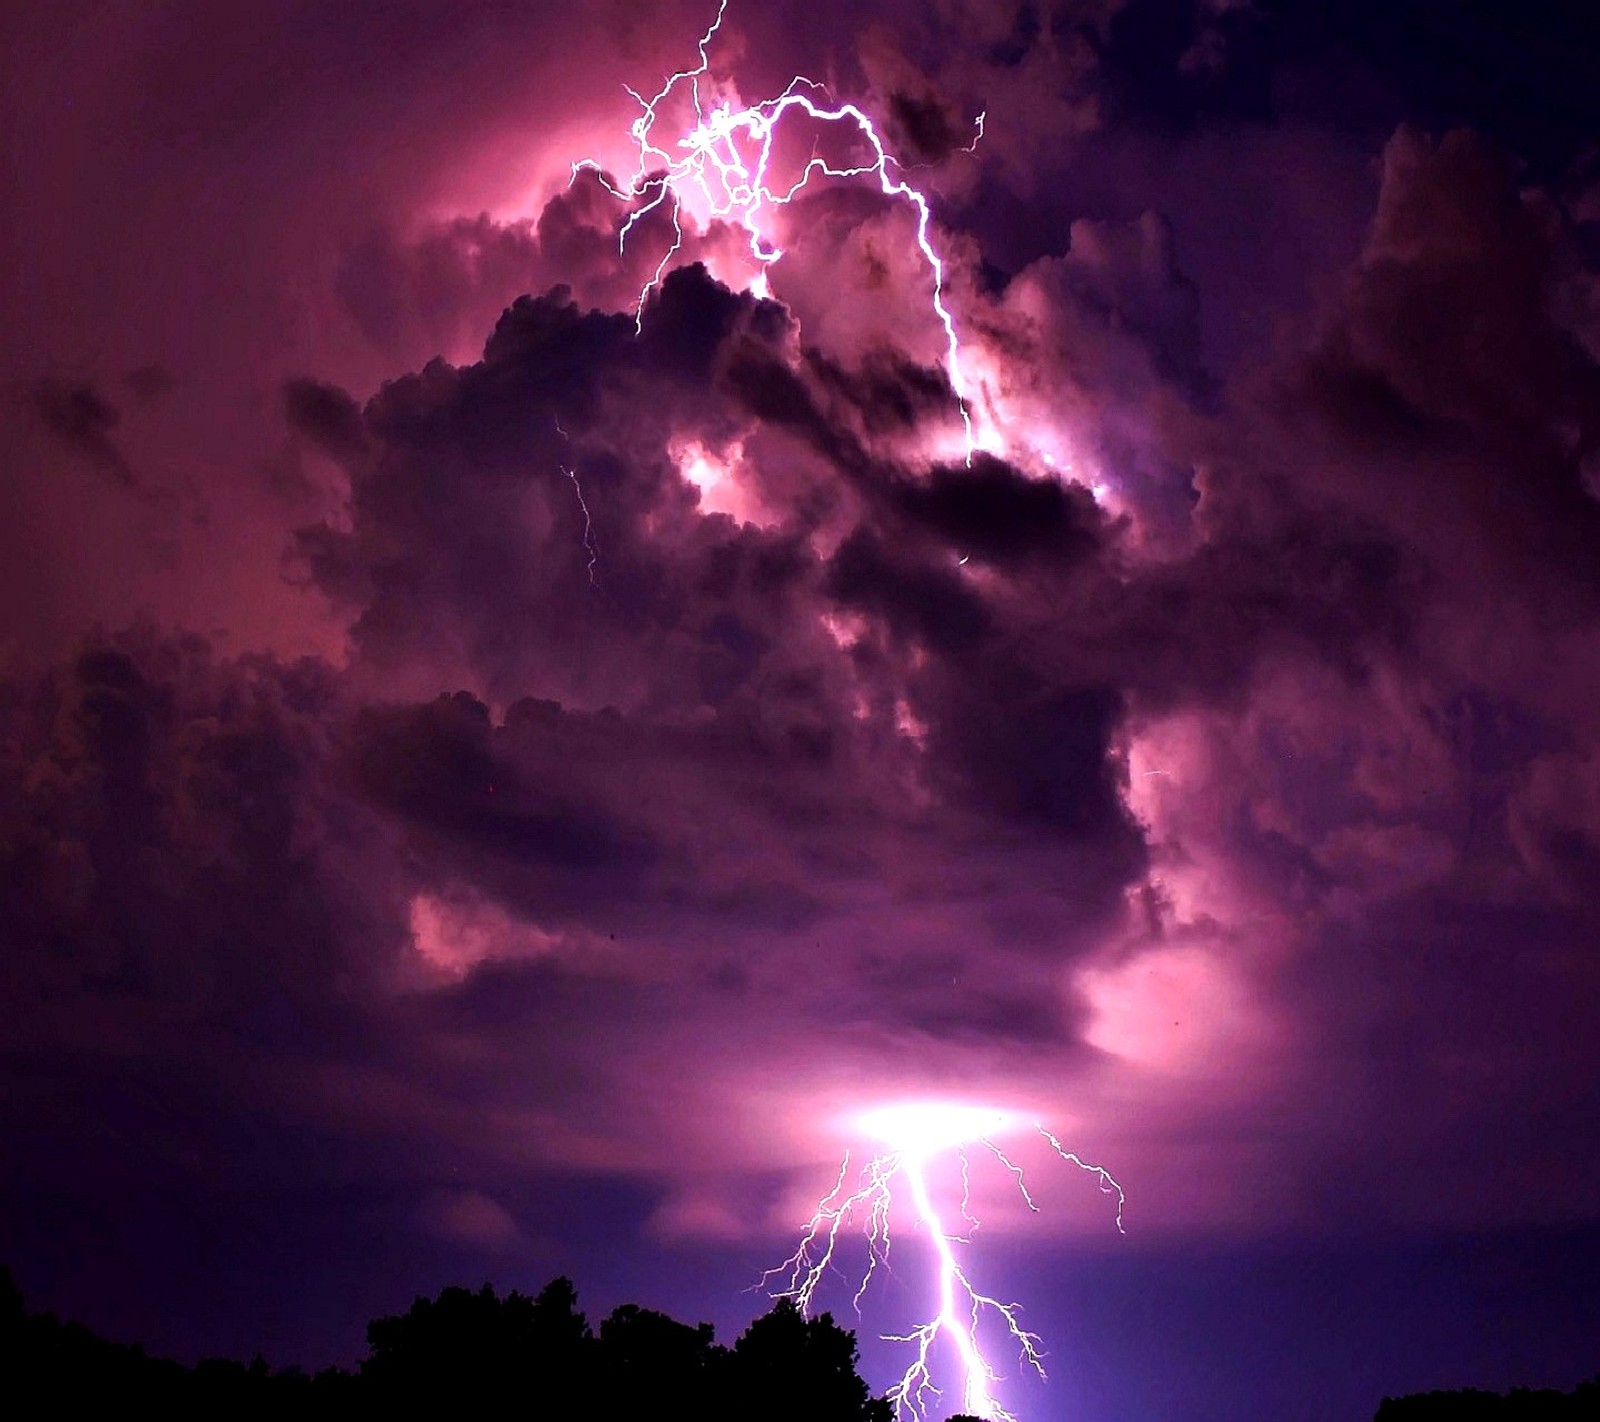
[3, 3, 1600, 1419]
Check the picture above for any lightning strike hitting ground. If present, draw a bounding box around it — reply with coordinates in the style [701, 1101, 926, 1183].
[762, 1106, 1125, 1422]
[572, 0, 982, 460]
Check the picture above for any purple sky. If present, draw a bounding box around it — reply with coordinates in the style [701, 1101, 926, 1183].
[3, 2, 1600, 1418]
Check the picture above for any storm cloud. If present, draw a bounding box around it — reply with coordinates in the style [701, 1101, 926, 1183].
[4, 2, 1600, 1413]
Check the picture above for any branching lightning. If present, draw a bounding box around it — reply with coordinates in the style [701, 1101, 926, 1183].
[762, 1108, 1124, 1422]
[572, 0, 983, 460]
[1037, 1127, 1126, 1235]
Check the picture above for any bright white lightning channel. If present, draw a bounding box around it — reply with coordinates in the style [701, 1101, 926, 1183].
[762, 1105, 1125, 1422]
[572, 0, 983, 461]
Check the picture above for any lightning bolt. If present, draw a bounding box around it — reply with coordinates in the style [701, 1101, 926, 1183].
[762, 1111, 1124, 1422]
[572, 0, 983, 461]
[555, 416, 598, 587]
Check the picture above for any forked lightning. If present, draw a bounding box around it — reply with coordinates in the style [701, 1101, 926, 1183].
[763, 1106, 1125, 1422]
[572, 0, 982, 460]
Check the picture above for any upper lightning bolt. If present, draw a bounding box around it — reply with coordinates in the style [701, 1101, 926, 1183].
[571, 0, 982, 461]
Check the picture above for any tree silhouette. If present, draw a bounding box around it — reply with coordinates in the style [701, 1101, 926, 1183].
[726, 1297, 894, 1422]
[1373, 1376, 1600, 1419]
[362, 1277, 595, 1409]
[598, 1302, 721, 1416]
[8, 1261, 1593, 1420]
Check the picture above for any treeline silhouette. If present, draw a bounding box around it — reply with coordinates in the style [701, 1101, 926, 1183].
[1374, 1377, 1600, 1419]
[6, 1263, 1597, 1419]
[0, 1264, 891, 1419]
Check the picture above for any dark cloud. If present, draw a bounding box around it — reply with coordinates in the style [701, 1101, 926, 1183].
[1102, 0, 1272, 131]
[28, 379, 137, 489]
[884, 89, 972, 166]
[290, 268, 847, 720]
[1245, 129, 1600, 624]
[284, 378, 370, 471]
[928, 669, 1132, 842]
[721, 338, 875, 475]
[889, 453, 1107, 567]
[0, 630, 378, 1020]
[825, 527, 990, 653]
[349, 691, 661, 888]
[804, 347, 954, 437]
[1092, 120, 1600, 1232]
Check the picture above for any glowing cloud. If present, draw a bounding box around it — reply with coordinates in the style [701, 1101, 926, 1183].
[856, 1102, 1014, 1157]
[671, 435, 766, 524]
